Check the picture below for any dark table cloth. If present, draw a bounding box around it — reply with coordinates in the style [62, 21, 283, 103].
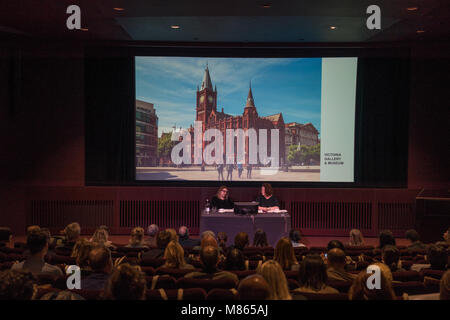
[199, 213, 291, 247]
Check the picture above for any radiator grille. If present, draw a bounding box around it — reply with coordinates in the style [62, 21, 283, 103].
[290, 201, 372, 230]
[29, 200, 114, 228]
[120, 200, 200, 231]
[378, 202, 415, 231]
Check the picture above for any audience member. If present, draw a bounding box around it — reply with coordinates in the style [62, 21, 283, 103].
[253, 229, 269, 248]
[145, 224, 159, 247]
[237, 274, 270, 300]
[58, 222, 80, 250]
[405, 229, 427, 252]
[440, 269, 450, 300]
[382, 245, 404, 272]
[274, 237, 299, 271]
[71, 238, 95, 271]
[178, 226, 200, 248]
[327, 248, 356, 282]
[348, 263, 396, 300]
[184, 246, 238, 284]
[378, 230, 396, 250]
[11, 230, 62, 276]
[91, 228, 115, 249]
[224, 248, 247, 271]
[166, 228, 178, 242]
[81, 245, 113, 290]
[257, 260, 292, 300]
[427, 244, 448, 270]
[348, 229, 364, 246]
[142, 230, 172, 260]
[126, 227, 148, 248]
[217, 232, 228, 254]
[289, 229, 306, 248]
[443, 227, 450, 245]
[104, 263, 146, 300]
[293, 254, 339, 294]
[327, 240, 345, 252]
[161, 240, 194, 269]
[234, 232, 249, 251]
[41, 290, 85, 300]
[0, 227, 14, 248]
[0, 270, 35, 300]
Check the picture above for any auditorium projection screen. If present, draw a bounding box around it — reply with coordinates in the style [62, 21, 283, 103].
[135, 57, 357, 182]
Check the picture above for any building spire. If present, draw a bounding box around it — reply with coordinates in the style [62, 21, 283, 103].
[200, 63, 213, 90]
[245, 81, 255, 108]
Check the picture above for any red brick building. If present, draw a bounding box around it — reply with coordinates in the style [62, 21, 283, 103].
[190, 65, 285, 166]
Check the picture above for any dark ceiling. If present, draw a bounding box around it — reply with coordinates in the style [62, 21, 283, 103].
[0, 0, 449, 43]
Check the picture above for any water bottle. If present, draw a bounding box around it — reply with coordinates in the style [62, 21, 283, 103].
[205, 199, 211, 214]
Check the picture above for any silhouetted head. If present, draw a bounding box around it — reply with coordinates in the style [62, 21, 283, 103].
[238, 274, 270, 300]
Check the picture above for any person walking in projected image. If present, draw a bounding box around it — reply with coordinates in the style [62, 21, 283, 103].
[226, 164, 234, 181]
[217, 163, 224, 181]
[237, 163, 244, 178]
[246, 163, 252, 179]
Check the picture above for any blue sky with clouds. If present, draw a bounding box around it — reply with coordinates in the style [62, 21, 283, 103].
[136, 57, 322, 137]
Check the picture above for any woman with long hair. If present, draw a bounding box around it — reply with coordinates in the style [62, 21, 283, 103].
[293, 254, 339, 294]
[349, 229, 365, 246]
[253, 229, 269, 248]
[257, 260, 292, 300]
[161, 240, 194, 269]
[126, 227, 148, 248]
[274, 237, 299, 271]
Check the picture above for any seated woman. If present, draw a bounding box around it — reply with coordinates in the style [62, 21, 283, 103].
[161, 240, 195, 270]
[211, 186, 234, 210]
[256, 183, 280, 212]
[126, 227, 148, 248]
[348, 229, 365, 246]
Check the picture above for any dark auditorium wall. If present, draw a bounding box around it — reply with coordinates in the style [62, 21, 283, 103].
[0, 41, 448, 235]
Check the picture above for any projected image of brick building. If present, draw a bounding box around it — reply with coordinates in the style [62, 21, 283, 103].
[189, 64, 286, 166]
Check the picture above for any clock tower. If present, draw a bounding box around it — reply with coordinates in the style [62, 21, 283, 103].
[196, 63, 217, 128]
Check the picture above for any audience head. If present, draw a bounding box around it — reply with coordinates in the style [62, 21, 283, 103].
[165, 228, 178, 242]
[349, 263, 395, 300]
[217, 232, 228, 245]
[201, 234, 218, 249]
[88, 245, 113, 274]
[26, 225, 40, 236]
[129, 227, 145, 247]
[201, 230, 216, 240]
[41, 291, 84, 300]
[253, 229, 268, 247]
[164, 240, 187, 268]
[156, 230, 172, 250]
[64, 223, 80, 242]
[238, 274, 270, 300]
[216, 186, 229, 200]
[200, 246, 219, 272]
[379, 230, 396, 249]
[274, 237, 298, 270]
[0, 270, 35, 300]
[327, 248, 346, 270]
[224, 248, 246, 271]
[289, 229, 302, 244]
[444, 227, 450, 243]
[147, 224, 159, 237]
[440, 270, 450, 300]
[405, 229, 421, 243]
[98, 225, 110, 233]
[327, 240, 345, 252]
[92, 228, 109, 245]
[27, 230, 49, 256]
[349, 229, 364, 246]
[257, 260, 291, 300]
[0, 227, 13, 245]
[71, 238, 94, 268]
[382, 245, 401, 272]
[261, 183, 273, 197]
[298, 254, 328, 290]
[105, 263, 146, 300]
[178, 226, 189, 240]
[234, 232, 249, 251]
[427, 244, 448, 270]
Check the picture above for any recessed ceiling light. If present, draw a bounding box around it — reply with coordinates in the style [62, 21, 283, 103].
[416, 30, 425, 33]
[330, 26, 337, 30]
[407, 7, 418, 11]
[262, 4, 272, 8]
[171, 25, 180, 29]
[80, 28, 88, 32]
[113, 8, 125, 11]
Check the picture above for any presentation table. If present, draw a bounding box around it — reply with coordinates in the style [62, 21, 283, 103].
[199, 212, 291, 247]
